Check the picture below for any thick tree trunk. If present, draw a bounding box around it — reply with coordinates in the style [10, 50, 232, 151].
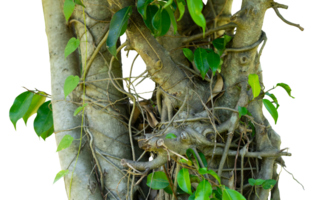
[42, 0, 295, 199]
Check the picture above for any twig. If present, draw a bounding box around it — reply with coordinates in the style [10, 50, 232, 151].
[163, 165, 177, 200]
[272, 5, 304, 31]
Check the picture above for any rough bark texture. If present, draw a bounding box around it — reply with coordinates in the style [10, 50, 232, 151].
[42, 0, 299, 199]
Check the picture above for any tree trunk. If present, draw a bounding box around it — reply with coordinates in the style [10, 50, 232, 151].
[42, 0, 299, 199]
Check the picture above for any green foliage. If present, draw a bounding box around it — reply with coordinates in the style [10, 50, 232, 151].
[222, 187, 246, 200]
[179, 158, 193, 166]
[74, 0, 85, 7]
[56, 135, 74, 152]
[165, 133, 177, 139]
[137, 0, 152, 19]
[249, 178, 277, 189]
[207, 51, 221, 76]
[194, 48, 210, 79]
[265, 92, 279, 109]
[186, 148, 200, 168]
[195, 180, 212, 200]
[186, 0, 206, 36]
[53, 170, 69, 184]
[178, 168, 192, 194]
[64, 38, 80, 59]
[64, 75, 80, 99]
[248, 121, 256, 137]
[248, 74, 261, 99]
[238, 106, 248, 118]
[183, 48, 194, 62]
[163, 0, 174, 9]
[63, 0, 76, 22]
[164, 6, 177, 35]
[176, 0, 186, 21]
[143, 5, 159, 34]
[212, 35, 233, 56]
[74, 103, 88, 116]
[107, 6, 132, 57]
[198, 168, 221, 185]
[152, 7, 171, 37]
[9, 91, 53, 139]
[198, 152, 207, 168]
[276, 83, 294, 98]
[146, 171, 170, 189]
[262, 98, 279, 126]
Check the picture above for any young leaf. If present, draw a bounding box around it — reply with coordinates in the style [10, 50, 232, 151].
[272, 81, 296, 100]
[248, 178, 256, 186]
[248, 74, 261, 99]
[64, 75, 80, 99]
[9, 91, 34, 129]
[195, 180, 212, 200]
[177, 168, 192, 194]
[73, 103, 88, 116]
[186, 0, 206, 36]
[53, 170, 69, 184]
[107, 6, 132, 57]
[63, 0, 76, 22]
[263, 99, 278, 124]
[213, 188, 222, 200]
[183, 48, 194, 62]
[41, 126, 54, 141]
[164, 184, 173, 194]
[64, 37, 80, 59]
[146, 171, 170, 189]
[255, 179, 266, 186]
[188, 192, 196, 200]
[194, 48, 209, 79]
[179, 159, 193, 166]
[265, 92, 279, 109]
[176, 0, 186, 21]
[57, 135, 74, 152]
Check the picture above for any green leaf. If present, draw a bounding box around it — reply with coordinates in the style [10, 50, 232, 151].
[207, 51, 221, 76]
[164, 184, 173, 194]
[164, 6, 177, 35]
[194, 48, 209, 79]
[63, 0, 76, 22]
[186, 0, 206, 37]
[188, 192, 196, 200]
[255, 179, 266, 186]
[143, 5, 159, 34]
[224, 35, 233, 47]
[195, 179, 212, 200]
[183, 48, 194, 62]
[53, 170, 69, 184]
[213, 188, 222, 200]
[64, 37, 80, 59]
[165, 133, 177, 139]
[64, 75, 80, 99]
[248, 178, 256, 186]
[177, 168, 192, 194]
[238, 106, 248, 118]
[152, 7, 171, 37]
[272, 81, 296, 100]
[248, 74, 261, 99]
[107, 6, 132, 57]
[180, 159, 193, 166]
[262, 179, 277, 189]
[263, 99, 278, 124]
[137, 0, 153, 19]
[146, 171, 170, 190]
[9, 91, 34, 129]
[213, 38, 225, 56]
[265, 92, 281, 111]
[57, 135, 74, 152]
[176, 0, 186, 21]
[74, 0, 85, 7]
[34, 101, 53, 137]
[198, 152, 207, 168]
[186, 148, 200, 168]
[198, 168, 221, 185]
[38, 125, 54, 144]
[222, 188, 246, 200]
[163, 0, 173, 9]
[23, 92, 47, 124]
[73, 103, 88, 116]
